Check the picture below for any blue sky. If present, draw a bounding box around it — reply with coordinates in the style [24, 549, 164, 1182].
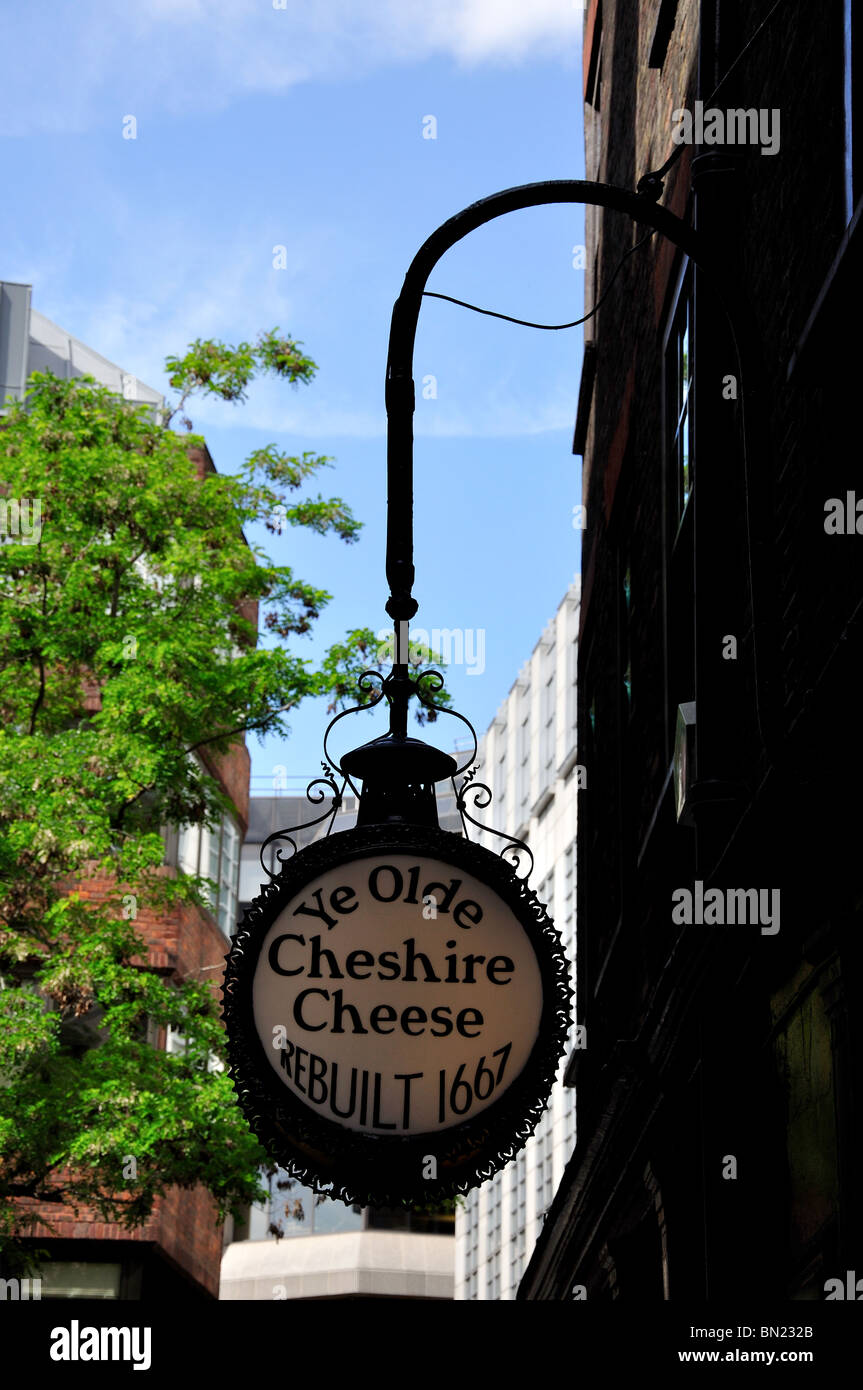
[2, 0, 587, 793]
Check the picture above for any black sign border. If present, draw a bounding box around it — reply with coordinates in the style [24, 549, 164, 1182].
[223, 822, 573, 1206]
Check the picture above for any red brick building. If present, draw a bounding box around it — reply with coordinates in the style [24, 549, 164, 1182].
[14, 733, 250, 1300]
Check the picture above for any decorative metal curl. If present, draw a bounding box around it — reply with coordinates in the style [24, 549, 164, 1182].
[322, 669, 387, 799]
[413, 669, 478, 777]
[456, 768, 535, 880]
[258, 765, 344, 880]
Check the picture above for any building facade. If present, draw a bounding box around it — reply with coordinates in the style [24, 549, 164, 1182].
[521, 0, 861, 1301]
[455, 577, 580, 1300]
[0, 281, 164, 415]
[3, 286, 248, 1300]
[220, 1202, 454, 1301]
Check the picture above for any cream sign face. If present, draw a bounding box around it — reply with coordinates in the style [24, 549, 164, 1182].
[224, 824, 572, 1206]
[253, 854, 544, 1135]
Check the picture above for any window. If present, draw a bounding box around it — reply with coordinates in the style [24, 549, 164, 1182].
[207, 825, 221, 908]
[239, 840, 270, 903]
[845, 0, 862, 221]
[584, 0, 604, 197]
[484, 1175, 502, 1300]
[534, 1117, 554, 1223]
[509, 1152, 527, 1293]
[487, 1175, 503, 1249]
[366, 1205, 453, 1235]
[562, 839, 576, 958]
[664, 263, 694, 530]
[176, 821, 199, 877]
[496, 728, 507, 830]
[486, 1248, 501, 1301]
[481, 1174, 504, 1298]
[648, 0, 679, 70]
[165, 1025, 224, 1074]
[621, 559, 633, 710]
[254, 1172, 359, 1239]
[178, 808, 241, 936]
[585, 0, 603, 111]
[516, 684, 531, 823]
[537, 871, 555, 929]
[463, 1192, 480, 1300]
[245, 1169, 363, 1239]
[566, 635, 578, 750]
[37, 1262, 122, 1300]
[563, 1087, 577, 1151]
[663, 260, 697, 753]
[214, 814, 240, 934]
[541, 669, 556, 786]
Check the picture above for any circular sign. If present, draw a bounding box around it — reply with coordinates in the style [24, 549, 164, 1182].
[223, 822, 572, 1205]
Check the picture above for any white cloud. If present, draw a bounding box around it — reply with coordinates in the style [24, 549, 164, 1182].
[1, 0, 581, 134]
[43, 276, 577, 443]
[46, 285, 576, 442]
[30, 202, 578, 443]
[418, 0, 584, 64]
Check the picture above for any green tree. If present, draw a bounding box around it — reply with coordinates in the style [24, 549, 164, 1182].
[0, 331, 446, 1272]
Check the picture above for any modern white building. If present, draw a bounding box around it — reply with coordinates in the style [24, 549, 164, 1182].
[220, 1227, 454, 1301]
[455, 574, 581, 1300]
[0, 280, 163, 413]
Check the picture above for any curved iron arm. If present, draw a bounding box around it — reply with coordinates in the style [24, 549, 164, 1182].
[382, 176, 778, 771]
[386, 179, 708, 623]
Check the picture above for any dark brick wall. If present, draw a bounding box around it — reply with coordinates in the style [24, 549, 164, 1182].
[524, 0, 862, 1302]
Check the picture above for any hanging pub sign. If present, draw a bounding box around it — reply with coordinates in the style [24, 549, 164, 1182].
[223, 682, 573, 1207]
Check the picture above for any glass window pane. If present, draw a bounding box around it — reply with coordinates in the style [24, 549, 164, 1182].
[219, 816, 240, 933]
[312, 1199, 364, 1235]
[270, 1177, 314, 1237]
[207, 826, 220, 913]
[39, 1262, 122, 1299]
[178, 824, 199, 877]
[239, 844, 264, 903]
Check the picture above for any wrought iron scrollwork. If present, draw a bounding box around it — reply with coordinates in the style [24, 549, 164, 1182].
[257, 672, 391, 881]
[322, 669, 386, 800]
[406, 670, 533, 873]
[256, 660, 534, 890]
[258, 764, 345, 880]
[455, 763, 535, 879]
[413, 668, 478, 777]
